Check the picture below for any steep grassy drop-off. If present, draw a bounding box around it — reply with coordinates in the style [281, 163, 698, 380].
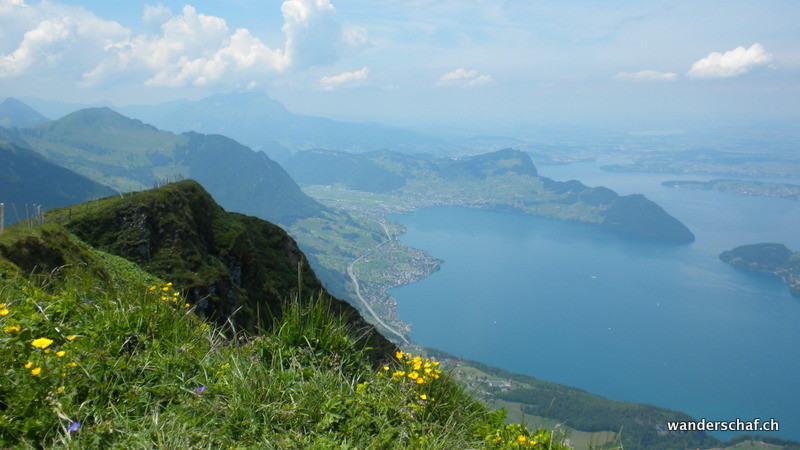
[0, 190, 568, 448]
[45, 180, 395, 360]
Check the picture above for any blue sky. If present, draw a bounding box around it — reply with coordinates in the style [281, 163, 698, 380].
[1, 0, 798, 127]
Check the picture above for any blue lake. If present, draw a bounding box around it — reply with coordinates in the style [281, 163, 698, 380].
[389, 161, 800, 441]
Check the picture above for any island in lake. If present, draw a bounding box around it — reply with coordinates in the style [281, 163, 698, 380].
[720, 243, 800, 297]
[664, 179, 800, 200]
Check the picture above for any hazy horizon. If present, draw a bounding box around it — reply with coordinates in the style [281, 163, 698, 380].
[2, 0, 799, 130]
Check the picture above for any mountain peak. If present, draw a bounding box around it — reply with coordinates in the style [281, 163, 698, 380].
[199, 91, 290, 117]
[53, 107, 156, 131]
[0, 97, 49, 128]
[465, 148, 539, 177]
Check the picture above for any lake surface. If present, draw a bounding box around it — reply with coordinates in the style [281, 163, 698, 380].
[389, 160, 800, 441]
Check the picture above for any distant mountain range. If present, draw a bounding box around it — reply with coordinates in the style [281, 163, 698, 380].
[0, 97, 49, 128]
[117, 92, 465, 161]
[2, 106, 323, 224]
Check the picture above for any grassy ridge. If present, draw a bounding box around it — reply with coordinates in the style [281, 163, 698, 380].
[0, 225, 568, 448]
[43, 180, 395, 362]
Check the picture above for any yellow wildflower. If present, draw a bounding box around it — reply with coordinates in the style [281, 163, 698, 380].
[149, 286, 157, 291]
[162, 287, 169, 292]
[67, 362, 78, 367]
[30, 367, 42, 375]
[24, 361, 33, 369]
[56, 386, 65, 394]
[382, 365, 389, 371]
[392, 371, 405, 377]
[3, 325, 21, 333]
[31, 338, 54, 349]
[56, 351, 66, 357]
[407, 371, 419, 380]
[166, 282, 173, 287]
[395, 351, 404, 360]
[419, 394, 427, 400]
[66, 335, 77, 341]
[0, 308, 8, 316]
[517, 435, 527, 443]
[44, 349, 50, 354]
[184, 303, 190, 307]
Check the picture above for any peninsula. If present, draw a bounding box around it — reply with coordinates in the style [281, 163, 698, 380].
[664, 179, 800, 200]
[286, 148, 696, 244]
[720, 243, 800, 297]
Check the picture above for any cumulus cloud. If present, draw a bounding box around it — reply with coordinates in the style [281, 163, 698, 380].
[142, 3, 173, 31]
[0, 1, 128, 78]
[436, 68, 493, 88]
[0, 0, 366, 89]
[615, 70, 678, 81]
[687, 43, 774, 79]
[319, 66, 368, 90]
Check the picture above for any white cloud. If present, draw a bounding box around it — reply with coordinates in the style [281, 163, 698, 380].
[319, 66, 369, 90]
[615, 70, 678, 82]
[0, 0, 366, 89]
[687, 43, 774, 79]
[436, 68, 493, 88]
[99, 5, 290, 88]
[0, 2, 128, 78]
[281, 0, 365, 70]
[142, 4, 173, 32]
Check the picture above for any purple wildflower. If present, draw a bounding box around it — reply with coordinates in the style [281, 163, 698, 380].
[194, 386, 206, 393]
[68, 422, 80, 432]
[177, 348, 185, 353]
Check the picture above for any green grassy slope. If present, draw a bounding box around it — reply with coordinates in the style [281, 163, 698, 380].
[0, 141, 114, 212]
[44, 180, 395, 362]
[0, 206, 567, 448]
[16, 108, 323, 224]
